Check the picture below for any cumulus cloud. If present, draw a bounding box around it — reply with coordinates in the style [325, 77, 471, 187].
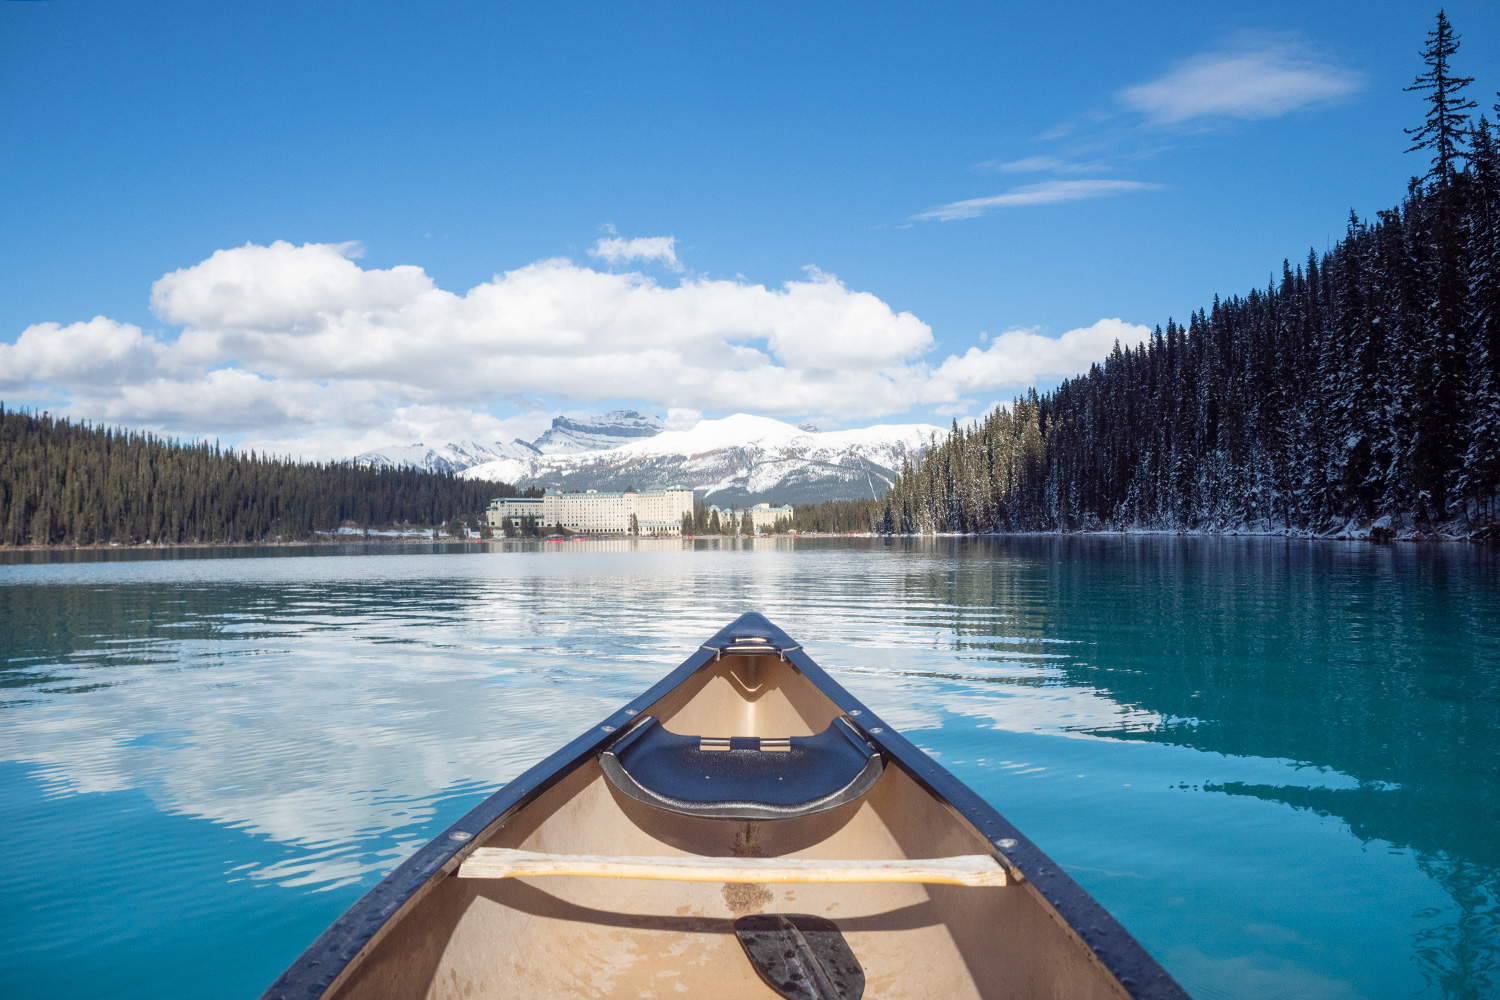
[152, 240, 424, 341]
[914, 180, 1160, 221]
[4, 239, 1140, 458]
[664, 407, 702, 431]
[1119, 42, 1361, 124]
[0, 317, 170, 388]
[927, 318, 1150, 397]
[588, 235, 683, 271]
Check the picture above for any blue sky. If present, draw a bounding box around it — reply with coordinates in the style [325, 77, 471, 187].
[2, 1, 1497, 457]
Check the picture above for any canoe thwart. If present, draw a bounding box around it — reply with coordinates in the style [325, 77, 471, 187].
[599, 715, 883, 821]
[456, 847, 1008, 887]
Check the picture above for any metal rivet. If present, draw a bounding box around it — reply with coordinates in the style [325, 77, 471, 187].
[997, 838, 1017, 849]
[601, 725, 615, 732]
[625, 709, 638, 716]
[849, 709, 861, 715]
[449, 831, 472, 842]
[869, 727, 883, 734]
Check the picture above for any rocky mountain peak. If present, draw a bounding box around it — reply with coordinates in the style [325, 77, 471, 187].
[532, 409, 666, 454]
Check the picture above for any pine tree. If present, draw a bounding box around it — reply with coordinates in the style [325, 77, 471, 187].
[1405, 9, 1477, 185]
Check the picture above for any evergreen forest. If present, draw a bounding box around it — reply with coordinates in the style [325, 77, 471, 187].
[675, 499, 882, 535]
[0, 407, 522, 546]
[881, 13, 1500, 538]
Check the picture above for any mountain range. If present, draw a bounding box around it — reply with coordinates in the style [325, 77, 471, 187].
[356, 411, 946, 505]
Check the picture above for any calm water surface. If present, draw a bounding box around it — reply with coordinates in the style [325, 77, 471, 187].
[1, 537, 1497, 999]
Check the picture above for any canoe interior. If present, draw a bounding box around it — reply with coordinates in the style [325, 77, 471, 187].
[327, 654, 1131, 1000]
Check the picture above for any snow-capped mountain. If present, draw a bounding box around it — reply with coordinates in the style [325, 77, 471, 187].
[460, 413, 946, 505]
[532, 410, 666, 454]
[356, 411, 666, 473]
[355, 438, 539, 475]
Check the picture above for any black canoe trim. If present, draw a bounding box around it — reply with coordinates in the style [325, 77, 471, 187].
[259, 612, 1191, 1000]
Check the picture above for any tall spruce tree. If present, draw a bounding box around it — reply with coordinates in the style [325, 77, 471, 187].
[1402, 13, 1477, 515]
[1405, 10, 1477, 185]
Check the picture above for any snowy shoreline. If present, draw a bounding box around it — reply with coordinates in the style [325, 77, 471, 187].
[5, 518, 1495, 552]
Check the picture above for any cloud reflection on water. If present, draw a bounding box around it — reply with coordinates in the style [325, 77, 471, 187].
[0, 545, 1168, 887]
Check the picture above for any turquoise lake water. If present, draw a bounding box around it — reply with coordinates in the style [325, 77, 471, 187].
[1, 537, 1497, 999]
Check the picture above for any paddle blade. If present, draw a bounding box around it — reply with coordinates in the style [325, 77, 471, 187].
[734, 913, 865, 1000]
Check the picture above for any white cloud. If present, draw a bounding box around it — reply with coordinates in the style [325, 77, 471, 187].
[152, 242, 932, 386]
[4, 240, 1141, 458]
[664, 407, 701, 431]
[77, 368, 401, 443]
[975, 156, 1105, 174]
[1118, 43, 1361, 124]
[237, 407, 553, 462]
[0, 317, 170, 388]
[914, 180, 1160, 221]
[588, 235, 684, 271]
[927, 318, 1151, 397]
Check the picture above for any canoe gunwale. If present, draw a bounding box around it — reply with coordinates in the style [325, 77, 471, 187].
[258, 612, 1191, 1000]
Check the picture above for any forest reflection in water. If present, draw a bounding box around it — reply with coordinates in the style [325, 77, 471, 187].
[891, 537, 1500, 998]
[0, 536, 1496, 999]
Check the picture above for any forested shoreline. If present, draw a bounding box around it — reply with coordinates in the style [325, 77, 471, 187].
[0, 408, 522, 547]
[878, 16, 1500, 541]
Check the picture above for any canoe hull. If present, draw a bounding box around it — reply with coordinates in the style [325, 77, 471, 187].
[261, 613, 1189, 1000]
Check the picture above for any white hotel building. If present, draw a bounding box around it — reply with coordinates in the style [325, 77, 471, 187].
[487, 487, 694, 536]
[708, 502, 795, 532]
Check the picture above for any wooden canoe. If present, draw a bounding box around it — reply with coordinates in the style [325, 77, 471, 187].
[261, 613, 1190, 1000]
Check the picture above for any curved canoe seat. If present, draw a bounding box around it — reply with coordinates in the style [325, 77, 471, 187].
[599, 716, 883, 820]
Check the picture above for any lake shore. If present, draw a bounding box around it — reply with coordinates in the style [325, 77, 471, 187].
[4, 522, 1494, 553]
